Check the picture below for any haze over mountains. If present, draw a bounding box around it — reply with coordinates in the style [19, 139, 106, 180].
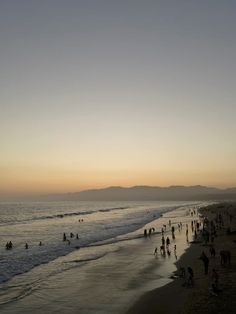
[44, 186, 236, 201]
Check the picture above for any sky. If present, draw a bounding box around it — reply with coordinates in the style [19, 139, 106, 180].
[1, 0, 236, 197]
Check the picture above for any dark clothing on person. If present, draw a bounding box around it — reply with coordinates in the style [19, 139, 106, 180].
[200, 252, 209, 275]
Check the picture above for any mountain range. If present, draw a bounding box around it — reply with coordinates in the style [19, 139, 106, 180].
[43, 185, 236, 201]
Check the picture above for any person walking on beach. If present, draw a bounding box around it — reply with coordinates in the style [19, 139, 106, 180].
[174, 245, 177, 260]
[212, 268, 219, 289]
[210, 246, 216, 257]
[161, 236, 165, 246]
[187, 267, 194, 286]
[200, 251, 209, 275]
[171, 226, 175, 239]
[154, 247, 158, 257]
[166, 237, 170, 248]
[160, 245, 166, 256]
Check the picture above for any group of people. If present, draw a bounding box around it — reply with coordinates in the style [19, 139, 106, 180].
[5, 231, 80, 251]
[182, 205, 233, 295]
[153, 219, 178, 259]
[63, 232, 80, 245]
[143, 227, 155, 237]
[5, 241, 13, 250]
[153, 208, 201, 286]
[5, 241, 42, 250]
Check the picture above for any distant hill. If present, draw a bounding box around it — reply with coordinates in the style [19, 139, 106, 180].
[43, 185, 236, 201]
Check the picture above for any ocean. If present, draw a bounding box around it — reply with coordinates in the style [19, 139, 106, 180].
[0, 200, 207, 313]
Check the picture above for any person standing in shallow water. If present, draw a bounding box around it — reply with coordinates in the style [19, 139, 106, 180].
[63, 233, 67, 241]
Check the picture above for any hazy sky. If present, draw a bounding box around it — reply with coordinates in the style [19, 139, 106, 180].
[1, 0, 236, 196]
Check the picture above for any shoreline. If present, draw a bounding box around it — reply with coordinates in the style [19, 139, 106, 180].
[127, 202, 236, 314]
[126, 228, 201, 314]
[0, 202, 200, 314]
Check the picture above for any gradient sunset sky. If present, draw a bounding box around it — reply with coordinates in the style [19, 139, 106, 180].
[1, 1, 236, 196]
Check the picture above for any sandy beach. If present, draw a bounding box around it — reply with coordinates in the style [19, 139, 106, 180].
[127, 202, 236, 314]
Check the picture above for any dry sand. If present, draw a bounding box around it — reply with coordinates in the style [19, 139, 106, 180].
[127, 202, 236, 314]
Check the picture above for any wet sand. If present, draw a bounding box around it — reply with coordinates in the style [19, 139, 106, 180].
[127, 202, 236, 314]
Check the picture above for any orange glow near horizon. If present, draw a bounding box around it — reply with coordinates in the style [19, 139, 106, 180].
[1, 164, 236, 196]
[1, 2, 236, 198]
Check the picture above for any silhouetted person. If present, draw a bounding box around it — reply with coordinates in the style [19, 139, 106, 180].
[212, 268, 219, 288]
[154, 247, 158, 257]
[187, 267, 194, 286]
[25, 243, 29, 249]
[166, 237, 170, 247]
[63, 233, 67, 241]
[210, 246, 216, 257]
[160, 245, 166, 256]
[200, 251, 209, 275]
[174, 245, 177, 260]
